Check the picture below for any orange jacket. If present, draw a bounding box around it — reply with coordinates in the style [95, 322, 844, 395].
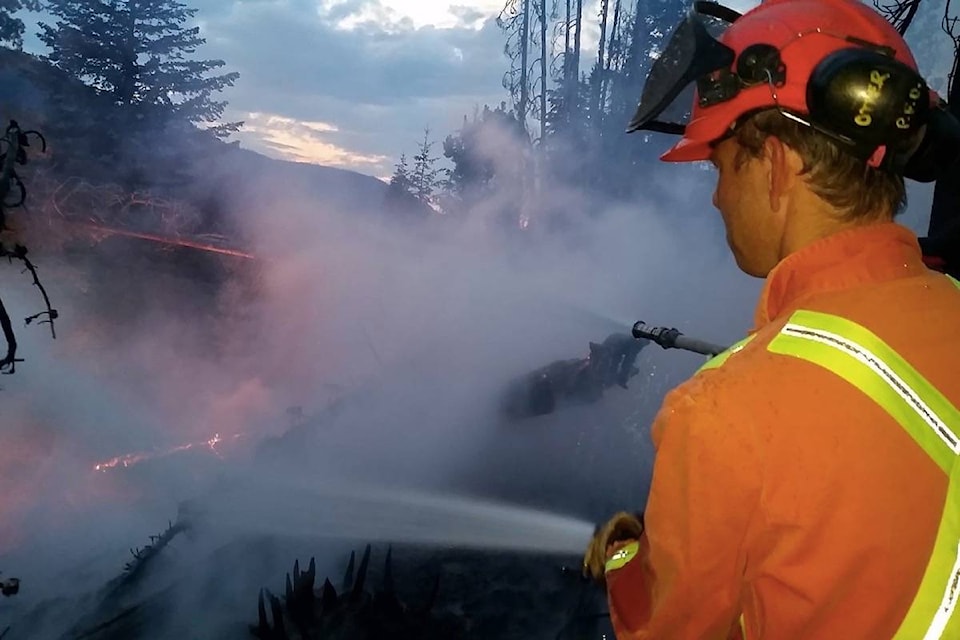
[607, 222, 960, 639]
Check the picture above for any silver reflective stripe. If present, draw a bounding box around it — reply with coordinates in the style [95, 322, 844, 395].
[781, 323, 960, 454]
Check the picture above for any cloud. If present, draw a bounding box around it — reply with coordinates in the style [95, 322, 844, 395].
[323, 0, 506, 31]
[18, 0, 603, 177]
[203, 6, 504, 104]
[238, 112, 390, 168]
[186, 0, 510, 175]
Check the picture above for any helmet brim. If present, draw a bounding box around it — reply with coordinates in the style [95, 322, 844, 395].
[660, 138, 713, 162]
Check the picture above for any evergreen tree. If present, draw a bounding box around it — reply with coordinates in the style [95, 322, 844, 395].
[0, 0, 39, 50]
[388, 153, 414, 197]
[441, 104, 530, 222]
[38, 0, 240, 136]
[384, 152, 430, 219]
[411, 128, 443, 208]
[443, 109, 497, 210]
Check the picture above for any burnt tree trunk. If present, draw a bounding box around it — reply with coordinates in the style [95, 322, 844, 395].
[928, 54, 960, 239]
[520, 0, 531, 123]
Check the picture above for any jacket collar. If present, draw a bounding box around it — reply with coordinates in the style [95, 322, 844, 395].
[753, 222, 928, 330]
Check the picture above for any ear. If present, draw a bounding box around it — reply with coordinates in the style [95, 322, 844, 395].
[762, 136, 802, 213]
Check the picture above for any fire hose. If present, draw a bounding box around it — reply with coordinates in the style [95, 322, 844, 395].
[631, 321, 730, 358]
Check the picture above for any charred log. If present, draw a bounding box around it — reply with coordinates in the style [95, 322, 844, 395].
[499, 331, 648, 420]
[0, 573, 20, 597]
[64, 517, 191, 640]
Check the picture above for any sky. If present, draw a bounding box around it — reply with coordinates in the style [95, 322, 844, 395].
[15, 0, 657, 179]
[193, 0, 520, 179]
[188, 0, 604, 179]
[12, 0, 786, 181]
[17, 0, 954, 181]
[23, 0, 601, 180]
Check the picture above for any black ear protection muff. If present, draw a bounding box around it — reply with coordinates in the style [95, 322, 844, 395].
[693, 35, 927, 162]
[722, 40, 949, 178]
[806, 47, 929, 167]
[803, 46, 960, 180]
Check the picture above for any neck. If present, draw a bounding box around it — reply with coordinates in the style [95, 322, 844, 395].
[778, 190, 892, 260]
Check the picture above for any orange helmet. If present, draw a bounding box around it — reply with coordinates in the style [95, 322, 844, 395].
[628, 0, 940, 175]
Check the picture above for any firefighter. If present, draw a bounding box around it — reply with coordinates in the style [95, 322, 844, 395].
[583, 1, 960, 638]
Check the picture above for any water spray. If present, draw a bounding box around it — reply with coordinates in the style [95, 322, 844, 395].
[197, 479, 597, 557]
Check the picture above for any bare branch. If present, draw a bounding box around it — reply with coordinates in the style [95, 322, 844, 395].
[872, 0, 923, 34]
[0, 122, 56, 376]
[943, 0, 960, 94]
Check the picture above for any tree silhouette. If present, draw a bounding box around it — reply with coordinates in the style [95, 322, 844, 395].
[39, 0, 240, 137]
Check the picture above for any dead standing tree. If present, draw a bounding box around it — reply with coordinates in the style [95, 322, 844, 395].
[0, 120, 58, 374]
[926, 0, 960, 275]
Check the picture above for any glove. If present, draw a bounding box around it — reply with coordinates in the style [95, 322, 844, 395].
[582, 511, 644, 585]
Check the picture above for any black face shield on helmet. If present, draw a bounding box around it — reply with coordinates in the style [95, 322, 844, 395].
[626, 0, 742, 136]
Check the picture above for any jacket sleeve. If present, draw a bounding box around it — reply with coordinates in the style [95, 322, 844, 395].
[606, 374, 763, 640]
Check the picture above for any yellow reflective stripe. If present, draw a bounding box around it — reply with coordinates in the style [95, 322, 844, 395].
[739, 613, 747, 639]
[767, 309, 960, 639]
[898, 272, 960, 639]
[698, 335, 756, 373]
[604, 540, 639, 573]
[893, 461, 960, 640]
[768, 310, 959, 474]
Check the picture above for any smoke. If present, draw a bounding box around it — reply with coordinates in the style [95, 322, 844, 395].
[0, 114, 766, 638]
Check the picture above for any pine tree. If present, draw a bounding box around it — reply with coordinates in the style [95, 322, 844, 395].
[38, 0, 240, 136]
[384, 152, 430, 219]
[389, 153, 414, 195]
[0, 0, 39, 49]
[411, 128, 443, 208]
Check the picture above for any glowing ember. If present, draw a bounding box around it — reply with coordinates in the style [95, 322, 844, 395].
[93, 432, 243, 472]
[75, 223, 256, 259]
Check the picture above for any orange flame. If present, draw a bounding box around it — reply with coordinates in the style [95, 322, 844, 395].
[75, 223, 256, 259]
[93, 432, 244, 472]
